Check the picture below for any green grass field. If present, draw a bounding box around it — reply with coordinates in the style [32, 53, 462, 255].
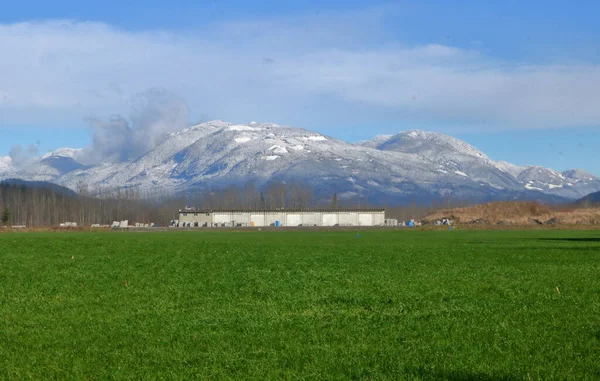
[1, 230, 599, 380]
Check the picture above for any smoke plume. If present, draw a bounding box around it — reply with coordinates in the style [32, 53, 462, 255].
[9, 143, 40, 169]
[84, 88, 190, 164]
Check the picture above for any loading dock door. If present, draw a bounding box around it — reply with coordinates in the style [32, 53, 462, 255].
[286, 214, 302, 226]
[250, 214, 266, 227]
[359, 214, 373, 226]
[322, 214, 338, 226]
[214, 214, 230, 224]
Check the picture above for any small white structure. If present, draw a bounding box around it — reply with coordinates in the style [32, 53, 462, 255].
[111, 220, 154, 229]
[59, 222, 78, 228]
[434, 218, 453, 226]
[385, 218, 398, 226]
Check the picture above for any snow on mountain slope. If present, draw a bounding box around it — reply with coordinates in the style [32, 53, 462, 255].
[562, 169, 598, 182]
[492, 165, 599, 199]
[2, 121, 599, 203]
[374, 130, 489, 159]
[493, 161, 527, 178]
[364, 131, 600, 200]
[357, 135, 393, 149]
[42, 148, 84, 160]
[58, 122, 441, 201]
[368, 131, 521, 190]
[5, 147, 89, 182]
[0, 157, 12, 174]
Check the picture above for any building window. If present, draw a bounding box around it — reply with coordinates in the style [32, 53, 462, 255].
[183, 213, 188, 216]
[194, 213, 198, 216]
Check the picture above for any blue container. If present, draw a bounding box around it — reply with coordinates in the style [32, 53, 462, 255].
[275, 220, 281, 227]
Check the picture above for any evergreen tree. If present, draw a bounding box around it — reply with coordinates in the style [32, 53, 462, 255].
[331, 193, 338, 209]
[259, 192, 266, 209]
[1, 207, 10, 226]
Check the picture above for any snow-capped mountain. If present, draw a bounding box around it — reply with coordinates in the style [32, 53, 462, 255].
[1, 121, 599, 204]
[41, 148, 84, 160]
[368, 131, 600, 200]
[0, 156, 13, 175]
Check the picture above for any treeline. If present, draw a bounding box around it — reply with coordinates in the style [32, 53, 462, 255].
[0, 181, 177, 227]
[190, 182, 315, 210]
[0, 180, 470, 227]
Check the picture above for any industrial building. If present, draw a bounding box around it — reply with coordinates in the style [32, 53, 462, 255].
[173, 208, 386, 227]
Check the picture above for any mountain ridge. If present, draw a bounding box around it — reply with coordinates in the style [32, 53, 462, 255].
[577, 191, 600, 206]
[1, 121, 599, 204]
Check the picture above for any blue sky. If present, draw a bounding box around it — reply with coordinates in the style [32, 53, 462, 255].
[1, 0, 599, 174]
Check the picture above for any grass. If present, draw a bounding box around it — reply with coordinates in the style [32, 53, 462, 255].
[0, 230, 599, 380]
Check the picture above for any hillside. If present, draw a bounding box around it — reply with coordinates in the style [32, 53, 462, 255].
[0, 180, 176, 227]
[577, 191, 600, 206]
[0, 178, 77, 197]
[1, 121, 599, 204]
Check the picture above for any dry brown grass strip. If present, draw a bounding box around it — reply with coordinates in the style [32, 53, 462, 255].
[424, 201, 600, 226]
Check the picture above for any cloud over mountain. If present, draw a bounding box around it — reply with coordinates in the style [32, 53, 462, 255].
[84, 88, 189, 164]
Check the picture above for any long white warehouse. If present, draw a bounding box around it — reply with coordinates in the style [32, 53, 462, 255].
[175, 208, 386, 227]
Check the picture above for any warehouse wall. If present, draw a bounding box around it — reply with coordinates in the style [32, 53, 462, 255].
[179, 212, 212, 226]
[178, 211, 386, 227]
[264, 212, 287, 227]
[372, 212, 386, 226]
[286, 214, 302, 226]
[338, 212, 358, 226]
[214, 212, 251, 226]
[301, 213, 320, 226]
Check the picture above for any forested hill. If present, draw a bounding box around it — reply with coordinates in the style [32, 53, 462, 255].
[577, 191, 600, 206]
[1, 179, 77, 196]
[0, 180, 176, 227]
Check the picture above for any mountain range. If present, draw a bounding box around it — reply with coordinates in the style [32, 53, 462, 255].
[1, 121, 599, 205]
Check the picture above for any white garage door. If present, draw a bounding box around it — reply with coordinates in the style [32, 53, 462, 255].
[322, 214, 338, 226]
[286, 214, 302, 226]
[214, 214, 231, 223]
[250, 214, 266, 227]
[359, 214, 373, 226]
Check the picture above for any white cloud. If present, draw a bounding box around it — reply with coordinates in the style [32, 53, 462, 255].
[0, 13, 600, 131]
